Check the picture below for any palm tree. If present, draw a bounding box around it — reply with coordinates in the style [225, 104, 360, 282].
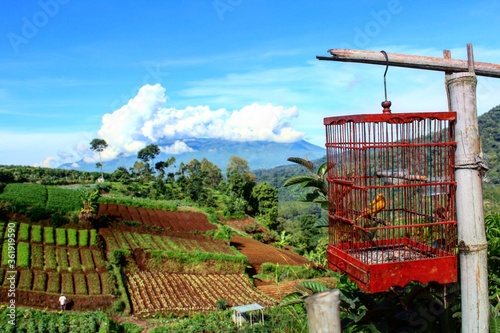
[283, 157, 328, 209]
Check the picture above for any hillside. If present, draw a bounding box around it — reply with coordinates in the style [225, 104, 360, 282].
[60, 138, 326, 172]
[479, 104, 500, 184]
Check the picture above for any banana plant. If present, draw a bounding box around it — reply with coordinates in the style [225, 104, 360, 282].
[79, 188, 100, 223]
[280, 280, 330, 306]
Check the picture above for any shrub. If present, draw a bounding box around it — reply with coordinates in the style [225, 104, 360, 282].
[17, 242, 30, 267]
[78, 229, 89, 247]
[44, 227, 54, 244]
[27, 206, 51, 222]
[111, 300, 125, 313]
[31, 225, 42, 242]
[52, 211, 69, 227]
[55, 228, 66, 246]
[111, 249, 130, 266]
[215, 299, 228, 310]
[67, 229, 78, 246]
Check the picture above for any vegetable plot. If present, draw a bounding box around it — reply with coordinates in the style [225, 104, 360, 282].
[127, 272, 275, 317]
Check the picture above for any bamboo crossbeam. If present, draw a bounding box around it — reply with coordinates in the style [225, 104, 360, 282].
[317, 49, 500, 78]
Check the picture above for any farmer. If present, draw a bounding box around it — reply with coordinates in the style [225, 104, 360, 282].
[59, 294, 67, 311]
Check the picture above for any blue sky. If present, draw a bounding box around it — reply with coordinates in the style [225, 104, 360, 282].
[1, 0, 499, 167]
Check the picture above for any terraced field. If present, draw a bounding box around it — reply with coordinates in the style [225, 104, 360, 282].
[0, 222, 114, 310]
[97, 204, 217, 232]
[0, 203, 310, 315]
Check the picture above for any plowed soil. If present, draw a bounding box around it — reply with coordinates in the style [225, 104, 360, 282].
[97, 204, 217, 232]
[231, 235, 309, 276]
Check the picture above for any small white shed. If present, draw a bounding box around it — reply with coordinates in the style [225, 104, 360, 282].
[231, 303, 264, 327]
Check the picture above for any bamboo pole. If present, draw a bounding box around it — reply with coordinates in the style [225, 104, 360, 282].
[318, 49, 500, 78]
[447, 45, 489, 333]
[305, 289, 341, 333]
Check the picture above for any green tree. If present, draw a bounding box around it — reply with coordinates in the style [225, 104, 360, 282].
[137, 144, 161, 174]
[90, 138, 108, 181]
[251, 181, 278, 227]
[226, 156, 256, 213]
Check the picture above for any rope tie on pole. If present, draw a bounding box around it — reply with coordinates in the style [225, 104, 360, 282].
[454, 155, 489, 176]
[458, 240, 488, 253]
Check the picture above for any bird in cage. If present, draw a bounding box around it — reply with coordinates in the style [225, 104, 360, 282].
[356, 193, 386, 223]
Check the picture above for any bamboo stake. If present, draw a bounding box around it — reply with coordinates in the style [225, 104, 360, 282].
[305, 289, 341, 333]
[318, 49, 500, 78]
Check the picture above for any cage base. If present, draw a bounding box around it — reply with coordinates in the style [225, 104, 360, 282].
[327, 239, 457, 293]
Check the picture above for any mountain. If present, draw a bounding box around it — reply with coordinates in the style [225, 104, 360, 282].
[59, 138, 326, 172]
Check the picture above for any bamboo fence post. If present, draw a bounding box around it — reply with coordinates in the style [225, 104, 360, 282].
[305, 289, 341, 333]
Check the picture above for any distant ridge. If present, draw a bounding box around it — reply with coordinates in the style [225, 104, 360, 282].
[59, 138, 326, 172]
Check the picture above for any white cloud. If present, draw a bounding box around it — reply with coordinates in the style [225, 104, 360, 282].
[92, 83, 304, 161]
[162, 141, 195, 154]
[40, 157, 58, 168]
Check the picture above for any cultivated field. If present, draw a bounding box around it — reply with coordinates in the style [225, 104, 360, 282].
[0, 221, 114, 310]
[98, 204, 217, 232]
[127, 272, 276, 317]
[0, 199, 310, 315]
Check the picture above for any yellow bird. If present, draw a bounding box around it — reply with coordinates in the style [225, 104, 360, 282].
[356, 193, 386, 222]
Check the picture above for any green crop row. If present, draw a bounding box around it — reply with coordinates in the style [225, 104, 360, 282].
[17, 242, 30, 267]
[44, 226, 55, 244]
[0, 183, 47, 207]
[0, 183, 84, 214]
[46, 186, 82, 212]
[90, 229, 98, 247]
[31, 225, 42, 242]
[18, 223, 30, 241]
[67, 229, 78, 246]
[99, 195, 177, 211]
[56, 228, 67, 246]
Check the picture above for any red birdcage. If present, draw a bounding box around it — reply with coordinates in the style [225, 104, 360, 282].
[324, 109, 458, 293]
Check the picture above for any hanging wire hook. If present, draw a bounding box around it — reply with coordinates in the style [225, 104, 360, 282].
[381, 50, 389, 101]
[380, 50, 391, 114]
